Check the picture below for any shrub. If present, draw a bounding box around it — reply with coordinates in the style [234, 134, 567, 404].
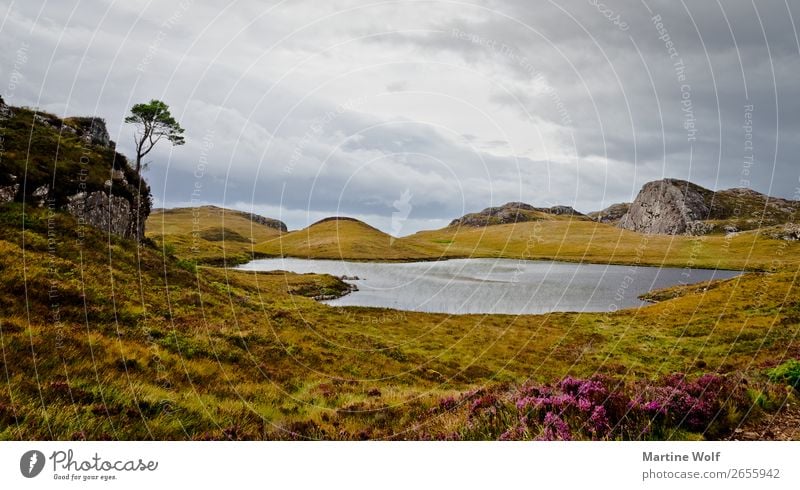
[447, 372, 750, 440]
[767, 359, 800, 389]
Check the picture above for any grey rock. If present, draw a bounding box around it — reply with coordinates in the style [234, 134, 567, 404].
[32, 184, 50, 207]
[65, 116, 114, 149]
[0, 184, 19, 202]
[618, 179, 714, 235]
[619, 178, 800, 235]
[723, 224, 739, 235]
[766, 224, 800, 241]
[241, 211, 288, 232]
[66, 190, 147, 240]
[548, 205, 583, 216]
[0, 95, 11, 118]
[588, 202, 631, 223]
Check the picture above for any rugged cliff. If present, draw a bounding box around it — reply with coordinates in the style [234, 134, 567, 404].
[450, 202, 586, 227]
[240, 210, 288, 232]
[0, 97, 150, 239]
[618, 178, 799, 235]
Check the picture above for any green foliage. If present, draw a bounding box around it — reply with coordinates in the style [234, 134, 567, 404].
[767, 359, 800, 389]
[125, 99, 185, 172]
[175, 258, 197, 274]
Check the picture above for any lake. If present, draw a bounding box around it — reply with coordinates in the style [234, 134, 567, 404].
[237, 258, 741, 315]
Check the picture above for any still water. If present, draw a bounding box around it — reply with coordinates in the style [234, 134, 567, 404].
[237, 258, 740, 315]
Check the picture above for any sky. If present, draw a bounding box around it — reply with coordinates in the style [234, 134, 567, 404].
[1, 0, 799, 234]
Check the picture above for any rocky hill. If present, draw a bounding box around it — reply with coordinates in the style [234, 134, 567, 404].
[618, 178, 799, 235]
[588, 202, 630, 224]
[0, 96, 150, 239]
[240, 210, 288, 232]
[450, 202, 586, 227]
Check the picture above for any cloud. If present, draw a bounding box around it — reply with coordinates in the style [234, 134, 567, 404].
[2, 0, 798, 233]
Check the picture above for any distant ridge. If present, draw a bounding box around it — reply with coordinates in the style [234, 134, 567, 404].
[311, 216, 371, 225]
[449, 202, 587, 227]
[157, 205, 287, 232]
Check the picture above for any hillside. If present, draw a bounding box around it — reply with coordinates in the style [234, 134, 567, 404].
[254, 216, 442, 260]
[1, 202, 798, 440]
[147, 205, 286, 265]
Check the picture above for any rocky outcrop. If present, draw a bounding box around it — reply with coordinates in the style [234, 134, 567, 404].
[66, 191, 146, 239]
[0, 184, 18, 202]
[63, 116, 114, 149]
[618, 179, 714, 235]
[588, 203, 630, 223]
[0, 98, 149, 240]
[241, 212, 288, 232]
[0, 95, 11, 118]
[0, 174, 19, 203]
[548, 205, 583, 216]
[450, 202, 586, 227]
[765, 224, 800, 241]
[618, 179, 800, 235]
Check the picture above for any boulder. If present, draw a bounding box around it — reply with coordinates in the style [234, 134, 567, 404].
[0, 184, 18, 203]
[618, 179, 713, 235]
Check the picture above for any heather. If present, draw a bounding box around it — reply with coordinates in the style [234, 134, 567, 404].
[426, 372, 793, 441]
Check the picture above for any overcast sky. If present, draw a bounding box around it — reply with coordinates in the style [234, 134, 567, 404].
[2, 0, 798, 234]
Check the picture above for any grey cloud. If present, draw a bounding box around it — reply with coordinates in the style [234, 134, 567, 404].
[2, 0, 798, 234]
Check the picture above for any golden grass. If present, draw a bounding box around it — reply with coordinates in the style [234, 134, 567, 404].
[146, 206, 283, 264]
[251, 214, 800, 271]
[255, 218, 442, 261]
[1, 204, 798, 440]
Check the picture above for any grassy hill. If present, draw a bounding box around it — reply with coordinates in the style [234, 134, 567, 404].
[1, 202, 798, 440]
[147, 206, 284, 265]
[255, 217, 443, 260]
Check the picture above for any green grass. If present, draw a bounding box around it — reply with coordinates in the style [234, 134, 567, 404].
[767, 360, 800, 389]
[1, 202, 798, 439]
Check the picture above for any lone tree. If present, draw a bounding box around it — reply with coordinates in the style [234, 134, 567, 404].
[125, 99, 185, 174]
